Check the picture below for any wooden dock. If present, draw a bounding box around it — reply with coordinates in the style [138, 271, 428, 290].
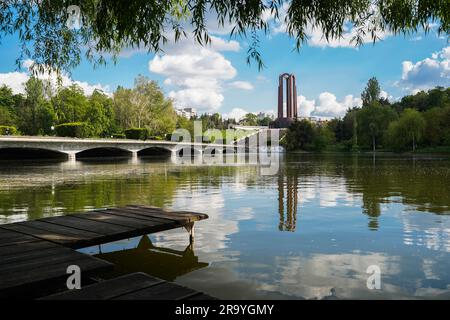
[0, 205, 211, 299]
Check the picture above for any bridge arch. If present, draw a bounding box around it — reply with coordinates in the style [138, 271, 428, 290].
[174, 146, 203, 158]
[76, 147, 132, 159]
[137, 146, 172, 157]
[0, 147, 68, 161]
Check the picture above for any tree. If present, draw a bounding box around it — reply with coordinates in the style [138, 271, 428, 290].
[399, 109, 426, 152]
[85, 90, 115, 137]
[240, 113, 258, 126]
[361, 77, 381, 107]
[357, 102, 397, 152]
[115, 76, 176, 137]
[0, 85, 16, 126]
[284, 120, 315, 151]
[387, 109, 426, 152]
[52, 84, 89, 124]
[1, 1, 447, 73]
[15, 77, 56, 135]
[113, 87, 135, 130]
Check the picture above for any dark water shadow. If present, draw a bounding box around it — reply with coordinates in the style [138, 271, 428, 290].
[95, 235, 209, 281]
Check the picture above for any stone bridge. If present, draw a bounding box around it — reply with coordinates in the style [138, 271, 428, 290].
[0, 136, 234, 161]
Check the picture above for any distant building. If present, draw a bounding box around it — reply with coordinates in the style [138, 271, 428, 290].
[298, 116, 328, 125]
[257, 112, 275, 120]
[176, 107, 197, 119]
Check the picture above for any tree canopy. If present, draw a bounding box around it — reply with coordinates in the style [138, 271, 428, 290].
[0, 0, 448, 72]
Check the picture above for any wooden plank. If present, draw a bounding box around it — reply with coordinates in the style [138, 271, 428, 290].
[0, 246, 71, 266]
[0, 240, 57, 258]
[129, 205, 209, 219]
[71, 211, 165, 229]
[40, 273, 165, 300]
[120, 206, 200, 223]
[114, 282, 198, 300]
[0, 228, 39, 246]
[0, 223, 98, 247]
[106, 206, 184, 222]
[0, 248, 86, 273]
[104, 208, 180, 225]
[0, 255, 113, 299]
[21, 220, 102, 238]
[40, 215, 134, 235]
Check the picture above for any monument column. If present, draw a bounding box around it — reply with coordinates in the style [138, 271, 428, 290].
[278, 75, 283, 119]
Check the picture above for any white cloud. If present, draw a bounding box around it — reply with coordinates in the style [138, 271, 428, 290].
[398, 46, 450, 92]
[298, 92, 362, 118]
[297, 95, 316, 117]
[149, 34, 241, 111]
[0, 72, 30, 94]
[223, 108, 250, 121]
[0, 61, 110, 96]
[229, 81, 254, 90]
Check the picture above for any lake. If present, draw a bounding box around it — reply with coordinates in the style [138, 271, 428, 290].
[0, 153, 449, 299]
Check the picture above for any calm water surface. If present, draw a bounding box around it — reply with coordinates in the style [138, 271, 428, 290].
[1, 154, 450, 299]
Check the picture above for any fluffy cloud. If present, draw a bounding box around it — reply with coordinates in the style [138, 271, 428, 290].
[298, 92, 362, 118]
[229, 81, 254, 90]
[149, 35, 241, 111]
[0, 60, 110, 96]
[398, 46, 450, 92]
[223, 108, 249, 121]
[0, 72, 30, 94]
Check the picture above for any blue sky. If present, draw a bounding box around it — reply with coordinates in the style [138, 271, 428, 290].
[0, 15, 449, 120]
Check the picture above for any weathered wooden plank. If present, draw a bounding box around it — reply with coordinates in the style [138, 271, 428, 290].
[0, 228, 39, 246]
[121, 206, 205, 223]
[0, 248, 85, 273]
[104, 208, 180, 225]
[114, 282, 198, 300]
[0, 255, 113, 299]
[40, 215, 134, 235]
[0, 223, 98, 247]
[0, 246, 70, 266]
[71, 211, 165, 229]
[0, 240, 57, 258]
[40, 273, 164, 300]
[20, 220, 101, 238]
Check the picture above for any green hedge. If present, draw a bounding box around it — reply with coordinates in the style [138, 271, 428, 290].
[124, 128, 149, 140]
[55, 122, 91, 138]
[111, 133, 126, 139]
[0, 126, 18, 135]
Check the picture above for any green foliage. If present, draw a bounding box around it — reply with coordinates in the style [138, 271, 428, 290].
[393, 87, 450, 112]
[357, 102, 397, 151]
[85, 90, 115, 137]
[1, 1, 448, 72]
[55, 122, 92, 138]
[284, 120, 315, 151]
[240, 113, 258, 126]
[0, 85, 16, 126]
[114, 76, 176, 136]
[111, 133, 126, 139]
[52, 84, 89, 124]
[0, 126, 18, 135]
[124, 128, 149, 140]
[361, 77, 381, 106]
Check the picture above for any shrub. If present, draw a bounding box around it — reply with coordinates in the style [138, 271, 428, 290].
[0, 125, 18, 135]
[124, 128, 149, 140]
[148, 135, 164, 140]
[111, 133, 126, 139]
[55, 122, 91, 138]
